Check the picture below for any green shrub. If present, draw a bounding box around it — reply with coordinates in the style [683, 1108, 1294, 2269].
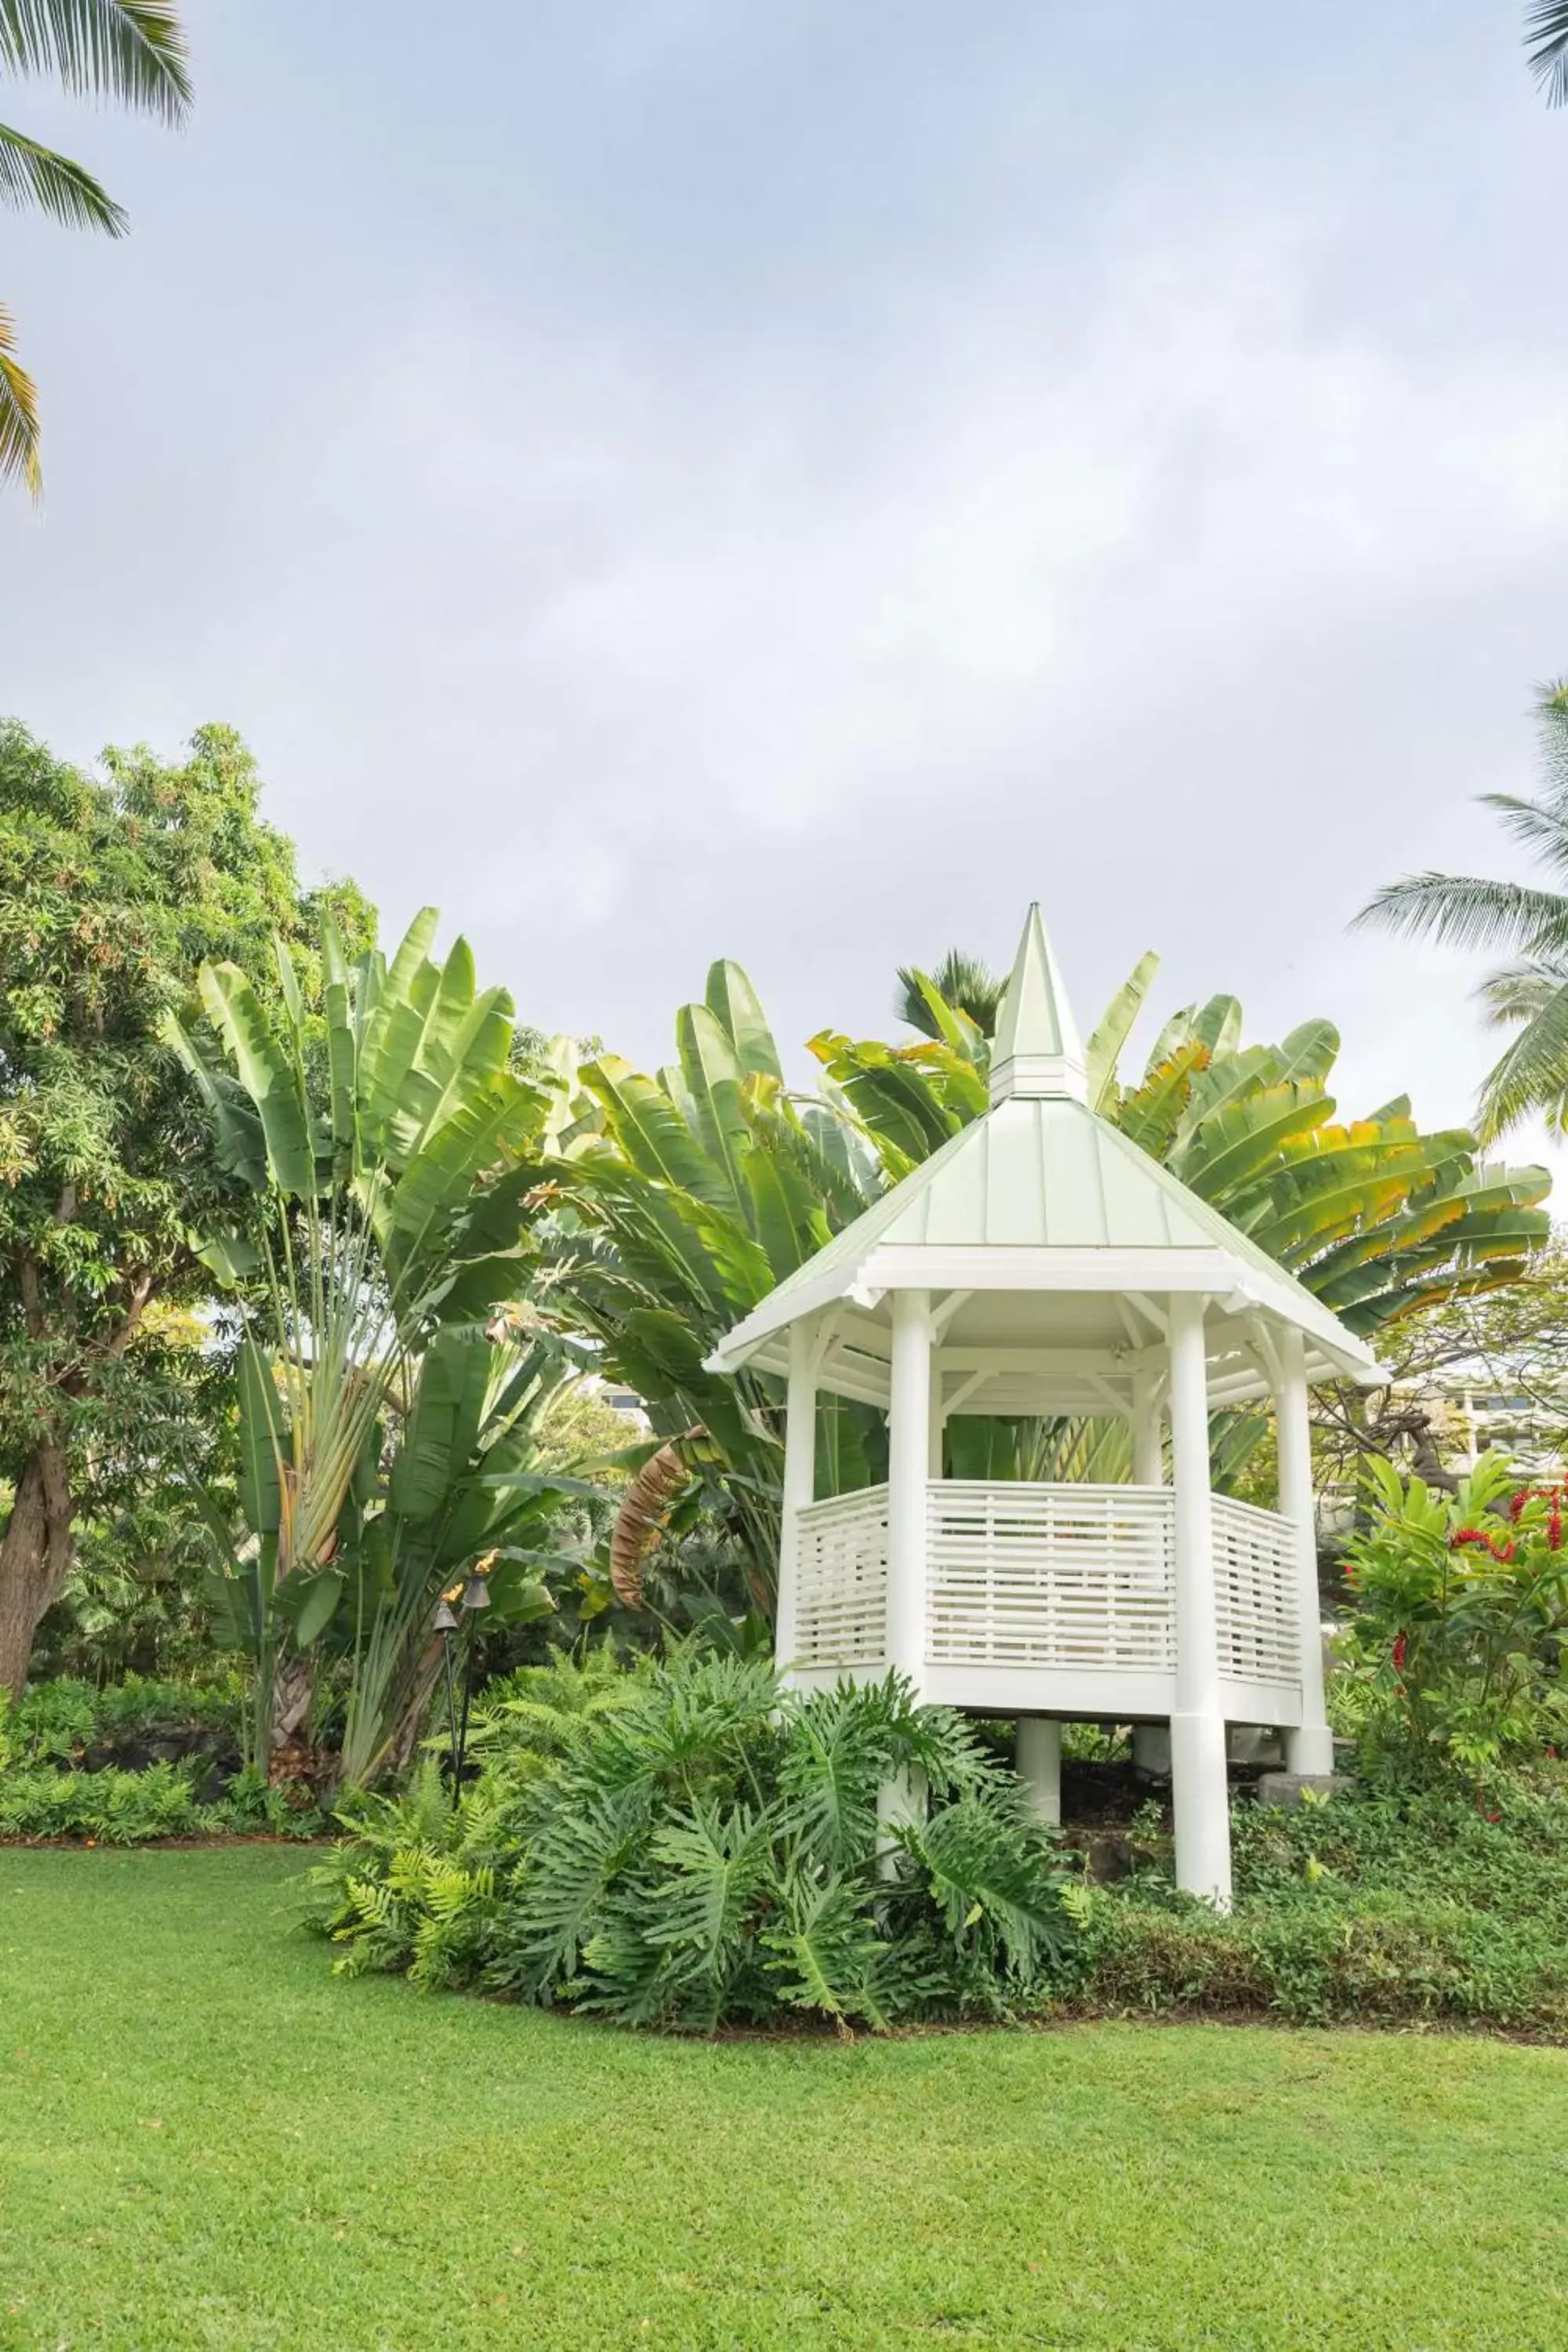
[1077, 1773, 1568, 2034]
[0, 1752, 325, 1846]
[307, 1655, 1079, 2031]
[0, 1762, 210, 1844]
[1337, 1453, 1568, 1777]
[1, 1675, 243, 1766]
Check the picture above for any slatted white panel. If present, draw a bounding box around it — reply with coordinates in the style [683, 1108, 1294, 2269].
[926, 1481, 1176, 1671]
[1212, 1494, 1300, 1686]
[795, 1484, 890, 1668]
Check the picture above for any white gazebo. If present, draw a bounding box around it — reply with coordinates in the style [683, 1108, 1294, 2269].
[707, 906, 1380, 1906]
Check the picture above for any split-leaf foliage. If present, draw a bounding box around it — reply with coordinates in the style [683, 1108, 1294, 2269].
[307, 1650, 1077, 2031]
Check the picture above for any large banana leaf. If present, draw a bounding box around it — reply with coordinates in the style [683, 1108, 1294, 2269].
[706, 960, 783, 1081]
[1086, 950, 1160, 1112]
[194, 963, 315, 1196]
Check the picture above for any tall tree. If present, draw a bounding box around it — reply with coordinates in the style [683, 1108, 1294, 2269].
[1, 0, 190, 494]
[1356, 681, 1568, 1139]
[0, 720, 368, 1697]
[169, 906, 572, 1783]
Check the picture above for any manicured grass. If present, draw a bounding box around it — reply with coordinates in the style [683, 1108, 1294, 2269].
[2, 1853, 1567, 2350]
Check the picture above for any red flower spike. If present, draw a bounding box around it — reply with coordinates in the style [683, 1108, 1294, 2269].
[1392, 1632, 1408, 1673]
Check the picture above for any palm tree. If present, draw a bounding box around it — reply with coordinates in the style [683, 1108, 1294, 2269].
[1356, 682, 1568, 1138]
[895, 949, 1006, 1040]
[2, 1, 190, 495]
[1527, 4, 1568, 104]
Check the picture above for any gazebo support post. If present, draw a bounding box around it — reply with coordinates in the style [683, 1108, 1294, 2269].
[1015, 1717, 1062, 1826]
[887, 1288, 931, 1687]
[881, 1290, 932, 1858]
[1276, 1325, 1334, 1776]
[1130, 1369, 1170, 1779]
[776, 1318, 818, 1681]
[1167, 1293, 1232, 1907]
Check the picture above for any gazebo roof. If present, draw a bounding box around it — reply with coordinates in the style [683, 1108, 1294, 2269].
[707, 907, 1381, 1400]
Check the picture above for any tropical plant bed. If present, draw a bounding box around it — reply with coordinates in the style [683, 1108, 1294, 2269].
[301, 1651, 1568, 2042]
[3, 1847, 1566, 2351]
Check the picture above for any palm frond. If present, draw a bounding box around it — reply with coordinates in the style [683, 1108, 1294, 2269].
[1533, 677, 1568, 797]
[1526, 2, 1568, 104]
[1475, 789, 1568, 881]
[1353, 872, 1568, 956]
[0, 0, 191, 121]
[0, 121, 125, 231]
[1476, 971, 1568, 1138]
[0, 300, 39, 497]
[895, 949, 1005, 1040]
[1474, 956, 1568, 1029]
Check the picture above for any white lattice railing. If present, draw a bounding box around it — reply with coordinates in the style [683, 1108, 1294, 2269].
[926, 1482, 1177, 1671]
[793, 1478, 1303, 1695]
[1211, 1493, 1301, 1686]
[795, 1484, 890, 1668]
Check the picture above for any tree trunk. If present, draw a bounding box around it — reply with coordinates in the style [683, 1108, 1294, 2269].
[0, 1443, 74, 1700]
[267, 1652, 317, 1788]
[381, 1635, 447, 1783]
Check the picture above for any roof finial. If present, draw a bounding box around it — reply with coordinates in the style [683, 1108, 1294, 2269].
[989, 904, 1088, 1105]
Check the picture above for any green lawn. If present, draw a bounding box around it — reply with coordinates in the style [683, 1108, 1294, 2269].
[2, 1853, 1567, 2350]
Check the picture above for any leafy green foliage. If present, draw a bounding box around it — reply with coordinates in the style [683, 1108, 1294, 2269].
[1358, 681, 1568, 1136]
[0, 720, 372, 1697]
[541, 963, 894, 1578]
[173, 904, 583, 1784]
[0, 1754, 323, 1843]
[1079, 1773, 1568, 2033]
[1334, 1452, 1568, 1776]
[0, 1, 192, 494]
[0, 1671, 238, 1763]
[307, 1653, 1078, 2031]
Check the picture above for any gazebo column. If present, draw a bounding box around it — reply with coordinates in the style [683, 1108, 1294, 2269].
[775, 1318, 818, 1678]
[1131, 1370, 1170, 1777]
[879, 1290, 932, 1858]
[1167, 1293, 1232, 1907]
[1015, 1717, 1062, 1826]
[886, 1289, 931, 1686]
[1276, 1326, 1334, 1776]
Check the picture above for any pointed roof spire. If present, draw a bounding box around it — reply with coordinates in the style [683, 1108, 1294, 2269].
[989, 904, 1088, 1105]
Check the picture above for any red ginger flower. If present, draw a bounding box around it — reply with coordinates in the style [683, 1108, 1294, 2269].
[1452, 1527, 1516, 1563]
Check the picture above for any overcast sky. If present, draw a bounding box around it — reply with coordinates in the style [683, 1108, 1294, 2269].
[5, 2, 1568, 1179]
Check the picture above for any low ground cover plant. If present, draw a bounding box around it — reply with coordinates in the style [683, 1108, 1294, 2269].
[1080, 1771, 1568, 2033]
[305, 1652, 1077, 2031]
[0, 1675, 325, 1842]
[0, 1759, 324, 1843]
[0, 1674, 242, 1766]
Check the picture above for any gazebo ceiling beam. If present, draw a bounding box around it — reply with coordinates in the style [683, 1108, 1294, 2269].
[938, 1367, 995, 1420]
[935, 1346, 1133, 1376]
[931, 1289, 973, 1341]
